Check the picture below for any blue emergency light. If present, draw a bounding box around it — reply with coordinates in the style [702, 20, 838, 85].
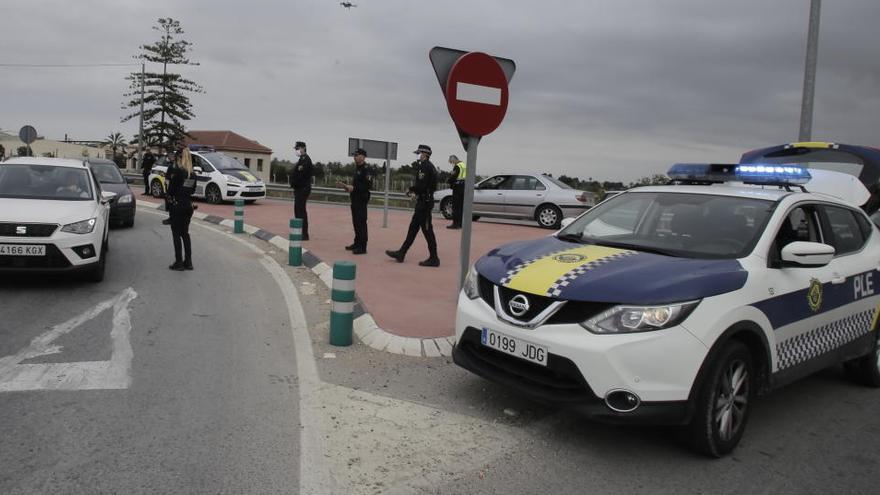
[667, 163, 811, 186]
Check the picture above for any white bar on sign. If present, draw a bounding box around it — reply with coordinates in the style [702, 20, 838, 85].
[456, 82, 501, 106]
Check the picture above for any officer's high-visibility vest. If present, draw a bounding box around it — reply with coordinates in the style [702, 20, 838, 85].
[456, 161, 467, 181]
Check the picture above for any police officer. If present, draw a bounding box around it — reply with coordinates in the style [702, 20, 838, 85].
[386, 144, 440, 267]
[141, 150, 156, 196]
[289, 141, 313, 240]
[338, 148, 372, 254]
[166, 147, 197, 271]
[161, 148, 177, 226]
[447, 154, 466, 229]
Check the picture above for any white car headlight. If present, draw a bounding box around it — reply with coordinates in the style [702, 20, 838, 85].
[117, 194, 133, 204]
[61, 218, 97, 234]
[224, 174, 242, 184]
[581, 300, 699, 334]
[463, 266, 480, 300]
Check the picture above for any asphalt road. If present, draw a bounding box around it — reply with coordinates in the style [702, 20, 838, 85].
[0, 211, 302, 494]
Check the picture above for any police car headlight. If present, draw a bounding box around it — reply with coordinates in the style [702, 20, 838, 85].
[224, 174, 242, 184]
[61, 218, 97, 234]
[463, 266, 480, 300]
[582, 301, 699, 334]
[117, 194, 133, 204]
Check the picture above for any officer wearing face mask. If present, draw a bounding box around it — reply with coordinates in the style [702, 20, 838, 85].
[289, 140, 313, 240]
[386, 144, 439, 267]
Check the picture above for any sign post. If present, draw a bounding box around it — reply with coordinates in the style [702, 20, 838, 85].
[429, 47, 515, 291]
[19, 125, 38, 157]
[348, 138, 398, 228]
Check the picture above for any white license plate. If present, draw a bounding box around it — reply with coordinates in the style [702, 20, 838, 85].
[481, 327, 548, 366]
[0, 244, 46, 256]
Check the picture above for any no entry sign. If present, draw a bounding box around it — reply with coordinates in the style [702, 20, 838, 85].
[445, 52, 509, 137]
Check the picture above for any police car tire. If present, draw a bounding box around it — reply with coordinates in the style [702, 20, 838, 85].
[687, 341, 754, 457]
[150, 180, 164, 198]
[206, 184, 222, 204]
[440, 197, 453, 219]
[847, 333, 880, 388]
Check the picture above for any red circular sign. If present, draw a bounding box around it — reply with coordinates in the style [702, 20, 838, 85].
[445, 52, 509, 137]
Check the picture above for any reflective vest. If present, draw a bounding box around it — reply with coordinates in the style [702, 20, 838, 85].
[456, 161, 467, 181]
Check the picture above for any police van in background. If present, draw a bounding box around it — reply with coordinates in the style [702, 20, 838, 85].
[148, 145, 266, 204]
[453, 142, 880, 457]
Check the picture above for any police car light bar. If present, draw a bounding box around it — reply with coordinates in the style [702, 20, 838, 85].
[667, 163, 811, 186]
[188, 144, 215, 152]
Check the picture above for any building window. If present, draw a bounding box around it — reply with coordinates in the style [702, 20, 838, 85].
[257, 159, 263, 172]
[244, 158, 251, 168]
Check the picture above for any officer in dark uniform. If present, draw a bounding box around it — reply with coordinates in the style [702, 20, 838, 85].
[386, 144, 440, 267]
[161, 149, 177, 226]
[141, 150, 156, 195]
[447, 154, 465, 229]
[338, 148, 372, 254]
[289, 141, 313, 240]
[166, 147, 197, 271]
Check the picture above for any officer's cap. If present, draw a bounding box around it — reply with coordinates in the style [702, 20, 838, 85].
[414, 144, 432, 155]
[294, 141, 307, 150]
[354, 148, 367, 157]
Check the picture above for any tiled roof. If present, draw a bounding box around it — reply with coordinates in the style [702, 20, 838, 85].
[185, 130, 272, 154]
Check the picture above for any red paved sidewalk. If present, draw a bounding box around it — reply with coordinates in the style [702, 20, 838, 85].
[140, 196, 547, 338]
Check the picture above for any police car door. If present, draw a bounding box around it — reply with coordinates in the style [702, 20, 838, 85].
[756, 203, 838, 379]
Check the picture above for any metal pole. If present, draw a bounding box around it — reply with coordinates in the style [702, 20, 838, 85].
[136, 62, 145, 170]
[383, 143, 391, 228]
[458, 136, 479, 290]
[799, 0, 821, 142]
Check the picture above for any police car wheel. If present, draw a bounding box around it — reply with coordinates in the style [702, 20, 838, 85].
[688, 341, 753, 457]
[206, 184, 222, 204]
[846, 333, 880, 387]
[536, 204, 562, 229]
[150, 180, 164, 198]
[440, 197, 453, 219]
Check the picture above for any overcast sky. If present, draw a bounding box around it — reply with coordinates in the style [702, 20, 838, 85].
[2, 0, 878, 182]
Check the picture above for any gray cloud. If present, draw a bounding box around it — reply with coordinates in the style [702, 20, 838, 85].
[1, 0, 878, 182]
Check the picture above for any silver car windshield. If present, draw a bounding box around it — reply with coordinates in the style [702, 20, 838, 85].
[0, 164, 94, 201]
[557, 191, 775, 259]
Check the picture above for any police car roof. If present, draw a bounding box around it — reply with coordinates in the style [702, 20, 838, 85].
[2, 157, 87, 169]
[631, 183, 794, 202]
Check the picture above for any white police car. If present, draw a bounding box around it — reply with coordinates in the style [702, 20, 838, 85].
[0, 157, 113, 282]
[149, 146, 266, 204]
[453, 142, 880, 456]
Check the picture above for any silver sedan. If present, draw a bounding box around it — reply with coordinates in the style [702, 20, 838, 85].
[434, 174, 595, 229]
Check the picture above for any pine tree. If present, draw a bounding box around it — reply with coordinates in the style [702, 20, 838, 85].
[122, 18, 203, 149]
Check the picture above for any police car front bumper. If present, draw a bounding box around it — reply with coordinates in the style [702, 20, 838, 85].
[453, 293, 708, 425]
[225, 183, 266, 199]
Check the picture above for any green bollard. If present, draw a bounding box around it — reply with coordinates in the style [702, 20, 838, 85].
[233, 198, 244, 233]
[330, 261, 356, 346]
[289, 218, 303, 266]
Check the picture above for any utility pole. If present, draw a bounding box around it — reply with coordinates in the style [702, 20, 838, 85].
[136, 62, 145, 171]
[798, 0, 821, 142]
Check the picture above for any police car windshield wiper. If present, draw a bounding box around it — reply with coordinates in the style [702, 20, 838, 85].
[587, 239, 680, 257]
[556, 232, 586, 243]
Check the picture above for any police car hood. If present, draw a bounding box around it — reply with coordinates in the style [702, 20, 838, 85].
[476, 238, 748, 304]
[222, 170, 262, 183]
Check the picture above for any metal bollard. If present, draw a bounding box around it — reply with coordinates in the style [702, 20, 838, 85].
[233, 198, 244, 233]
[289, 218, 303, 266]
[330, 261, 356, 346]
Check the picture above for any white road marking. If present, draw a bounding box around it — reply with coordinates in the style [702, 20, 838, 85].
[456, 81, 502, 105]
[0, 288, 137, 392]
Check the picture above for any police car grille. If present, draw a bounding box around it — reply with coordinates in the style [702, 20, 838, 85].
[497, 286, 556, 322]
[478, 275, 496, 306]
[0, 223, 58, 237]
[241, 191, 264, 198]
[0, 245, 70, 268]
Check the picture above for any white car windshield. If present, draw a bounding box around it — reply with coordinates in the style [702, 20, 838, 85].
[201, 152, 247, 171]
[0, 164, 94, 201]
[557, 191, 775, 259]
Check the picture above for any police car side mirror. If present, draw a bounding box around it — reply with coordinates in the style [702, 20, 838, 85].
[193, 166, 203, 174]
[780, 241, 835, 267]
[560, 217, 576, 229]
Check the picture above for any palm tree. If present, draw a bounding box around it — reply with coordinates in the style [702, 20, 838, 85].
[104, 132, 127, 158]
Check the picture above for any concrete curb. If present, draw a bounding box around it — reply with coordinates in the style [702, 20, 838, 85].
[137, 202, 453, 358]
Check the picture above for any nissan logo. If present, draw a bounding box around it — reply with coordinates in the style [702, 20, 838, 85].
[508, 294, 530, 317]
[16, 226, 27, 235]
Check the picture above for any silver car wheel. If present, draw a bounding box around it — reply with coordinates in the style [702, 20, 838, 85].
[538, 206, 559, 227]
[714, 359, 749, 442]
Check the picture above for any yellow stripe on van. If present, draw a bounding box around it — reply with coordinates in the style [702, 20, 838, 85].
[504, 245, 632, 296]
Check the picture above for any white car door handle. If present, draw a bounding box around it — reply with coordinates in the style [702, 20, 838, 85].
[831, 275, 847, 285]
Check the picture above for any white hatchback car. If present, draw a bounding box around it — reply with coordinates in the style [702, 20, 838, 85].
[0, 157, 112, 282]
[454, 144, 880, 457]
[149, 146, 266, 204]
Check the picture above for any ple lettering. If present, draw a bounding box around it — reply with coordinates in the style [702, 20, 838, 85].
[854, 272, 875, 300]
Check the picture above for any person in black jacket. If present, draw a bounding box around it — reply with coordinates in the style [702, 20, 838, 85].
[141, 150, 156, 195]
[386, 144, 439, 267]
[289, 141, 313, 240]
[166, 146, 197, 271]
[338, 148, 372, 254]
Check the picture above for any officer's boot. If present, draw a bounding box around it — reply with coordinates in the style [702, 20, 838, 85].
[385, 249, 405, 263]
[418, 257, 440, 267]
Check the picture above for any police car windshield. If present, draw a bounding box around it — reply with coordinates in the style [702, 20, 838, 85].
[558, 191, 775, 259]
[201, 152, 247, 171]
[0, 164, 94, 201]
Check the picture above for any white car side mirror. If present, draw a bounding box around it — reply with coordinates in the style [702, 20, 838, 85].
[560, 217, 575, 229]
[781, 241, 835, 267]
[193, 166, 203, 174]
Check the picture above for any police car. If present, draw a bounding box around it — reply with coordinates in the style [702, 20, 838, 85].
[148, 146, 266, 204]
[0, 157, 112, 282]
[453, 142, 880, 457]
